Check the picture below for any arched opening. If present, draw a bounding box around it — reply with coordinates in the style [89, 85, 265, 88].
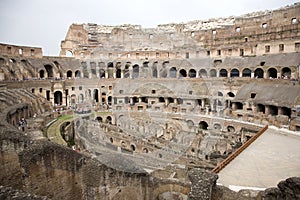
[219, 69, 228, 77]
[218, 91, 223, 96]
[143, 148, 149, 153]
[281, 107, 291, 118]
[70, 94, 76, 105]
[159, 97, 165, 103]
[75, 70, 81, 78]
[257, 104, 265, 114]
[269, 105, 278, 116]
[179, 69, 187, 77]
[78, 94, 84, 103]
[169, 67, 177, 78]
[242, 68, 251, 77]
[234, 102, 243, 110]
[99, 69, 105, 78]
[109, 137, 113, 143]
[44, 64, 54, 78]
[66, 70, 72, 78]
[200, 69, 207, 77]
[268, 68, 278, 79]
[116, 68, 121, 78]
[106, 116, 112, 124]
[54, 91, 63, 106]
[187, 120, 194, 129]
[188, 69, 196, 78]
[96, 116, 103, 122]
[108, 96, 112, 106]
[230, 68, 240, 77]
[132, 64, 139, 78]
[254, 68, 264, 78]
[124, 62, 131, 78]
[132, 97, 139, 104]
[130, 144, 136, 152]
[209, 69, 216, 77]
[199, 121, 208, 130]
[227, 92, 235, 98]
[152, 62, 158, 78]
[227, 125, 235, 133]
[213, 123, 222, 130]
[66, 50, 73, 57]
[93, 89, 99, 102]
[281, 67, 291, 79]
[39, 69, 45, 79]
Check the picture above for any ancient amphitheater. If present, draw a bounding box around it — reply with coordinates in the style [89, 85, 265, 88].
[1, 3, 300, 200]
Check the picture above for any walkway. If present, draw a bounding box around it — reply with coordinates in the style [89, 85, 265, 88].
[217, 127, 300, 191]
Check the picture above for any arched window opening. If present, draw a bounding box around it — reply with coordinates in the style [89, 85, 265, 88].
[281, 107, 291, 118]
[39, 69, 45, 79]
[152, 62, 158, 78]
[268, 68, 278, 79]
[281, 67, 291, 79]
[257, 104, 265, 114]
[187, 120, 194, 129]
[200, 69, 207, 77]
[254, 68, 264, 78]
[108, 96, 112, 106]
[169, 67, 177, 78]
[179, 69, 187, 77]
[106, 116, 112, 124]
[199, 121, 208, 130]
[107, 62, 114, 68]
[67, 70, 72, 78]
[235, 102, 243, 109]
[230, 68, 240, 77]
[132, 65, 139, 79]
[109, 137, 113, 143]
[209, 69, 216, 77]
[188, 69, 196, 78]
[143, 148, 149, 153]
[227, 125, 235, 133]
[213, 123, 222, 130]
[269, 105, 278, 116]
[242, 68, 251, 77]
[66, 50, 73, 57]
[78, 94, 84, 103]
[227, 92, 235, 98]
[159, 97, 165, 103]
[96, 116, 103, 122]
[130, 144, 136, 152]
[54, 91, 63, 106]
[219, 69, 228, 77]
[44, 64, 54, 78]
[75, 70, 81, 78]
[218, 91, 223, 96]
[93, 89, 99, 102]
[116, 68, 121, 78]
[99, 69, 105, 78]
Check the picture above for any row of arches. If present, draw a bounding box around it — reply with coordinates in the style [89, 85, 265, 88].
[61, 66, 293, 79]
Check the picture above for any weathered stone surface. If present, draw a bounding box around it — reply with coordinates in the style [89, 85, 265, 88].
[0, 185, 50, 200]
[188, 168, 218, 200]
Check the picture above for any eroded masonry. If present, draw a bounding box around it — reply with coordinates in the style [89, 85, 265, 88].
[0, 3, 300, 200]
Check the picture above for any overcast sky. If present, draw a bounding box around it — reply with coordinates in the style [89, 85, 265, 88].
[0, 0, 299, 56]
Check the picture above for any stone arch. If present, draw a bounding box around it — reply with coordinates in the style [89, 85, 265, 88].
[281, 67, 291, 78]
[227, 92, 235, 98]
[96, 116, 103, 122]
[254, 68, 264, 78]
[39, 69, 45, 79]
[93, 89, 99, 102]
[230, 68, 240, 77]
[188, 69, 196, 78]
[213, 123, 222, 130]
[227, 125, 235, 133]
[75, 70, 81, 78]
[152, 61, 158, 78]
[106, 116, 112, 124]
[54, 91, 63, 105]
[124, 62, 131, 78]
[78, 94, 84, 103]
[66, 70, 72, 78]
[186, 120, 194, 129]
[169, 67, 177, 78]
[268, 67, 278, 79]
[219, 69, 228, 77]
[179, 69, 187, 77]
[143, 148, 149, 153]
[132, 64, 139, 78]
[209, 69, 217, 77]
[199, 121, 208, 130]
[44, 64, 54, 78]
[199, 69, 207, 77]
[242, 68, 251, 77]
[130, 144, 136, 152]
[66, 50, 73, 57]
[99, 69, 105, 78]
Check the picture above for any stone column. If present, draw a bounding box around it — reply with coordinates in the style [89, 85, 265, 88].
[188, 168, 218, 200]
